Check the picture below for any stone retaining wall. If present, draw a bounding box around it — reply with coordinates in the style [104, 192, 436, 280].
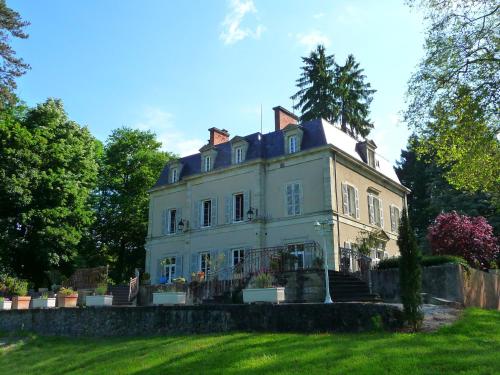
[0, 303, 404, 337]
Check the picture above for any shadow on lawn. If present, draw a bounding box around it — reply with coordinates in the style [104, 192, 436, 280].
[1, 309, 499, 375]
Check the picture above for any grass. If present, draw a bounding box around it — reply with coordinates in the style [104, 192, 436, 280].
[1, 308, 499, 375]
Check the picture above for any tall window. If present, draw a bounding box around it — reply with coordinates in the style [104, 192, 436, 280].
[233, 193, 244, 222]
[368, 194, 383, 227]
[232, 249, 245, 267]
[235, 147, 243, 164]
[390, 206, 401, 232]
[286, 182, 301, 216]
[171, 168, 178, 183]
[204, 155, 211, 172]
[288, 243, 304, 269]
[342, 183, 359, 218]
[168, 209, 177, 234]
[367, 149, 376, 168]
[161, 257, 176, 283]
[202, 199, 212, 227]
[200, 252, 210, 274]
[289, 135, 297, 154]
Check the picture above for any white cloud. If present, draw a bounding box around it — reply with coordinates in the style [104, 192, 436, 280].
[220, 0, 265, 45]
[132, 107, 205, 157]
[295, 30, 331, 51]
[335, 4, 364, 25]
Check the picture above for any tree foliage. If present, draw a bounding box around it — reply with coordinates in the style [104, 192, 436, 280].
[396, 135, 499, 251]
[90, 128, 171, 283]
[0, 99, 99, 286]
[0, 1, 30, 108]
[397, 208, 423, 331]
[427, 211, 499, 270]
[405, 0, 499, 194]
[291, 45, 375, 137]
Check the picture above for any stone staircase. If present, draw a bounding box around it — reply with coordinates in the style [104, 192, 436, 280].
[329, 271, 381, 302]
[109, 285, 135, 306]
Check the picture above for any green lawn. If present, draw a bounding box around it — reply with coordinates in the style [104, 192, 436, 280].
[1, 308, 499, 375]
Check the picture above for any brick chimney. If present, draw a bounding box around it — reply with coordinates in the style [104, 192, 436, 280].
[273, 106, 298, 131]
[208, 127, 230, 145]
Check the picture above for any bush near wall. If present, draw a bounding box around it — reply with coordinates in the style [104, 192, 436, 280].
[377, 255, 468, 270]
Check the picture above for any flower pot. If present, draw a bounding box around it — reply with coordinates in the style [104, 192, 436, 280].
[0, 300, 12, 310]
[85, 295, 113, 307]
[243, 287, 285, 304]
[12, 296, 31, 310]
[31, 297, 56, 309]
[57, 294, 78, 308]
[153, 292, 186, 305]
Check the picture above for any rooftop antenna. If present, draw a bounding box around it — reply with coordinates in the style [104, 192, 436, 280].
[260, 103, 263, 134]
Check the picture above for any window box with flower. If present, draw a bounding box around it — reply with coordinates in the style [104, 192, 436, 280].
[0, 297, 12, 310]
[243, 272, 285, 304]
[57, 287, 79, 308]
[153, 277, 187, 305]
[32, 292, 56, 309]
[85, 284, 113, 307]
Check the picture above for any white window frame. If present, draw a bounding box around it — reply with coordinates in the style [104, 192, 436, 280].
[233, 193, 244, 222]
[201, 199, 212, 228]
[204, 155, 211, 172]
[199, 252, 210, 274]
[288, 135, 297, 154]
[368, 193, 383, 228]
[285, 182, 302, 216]
[235, 147, 243, 164]
[367, 149, 376, 168]
[232, 249, 245, 267]
[171, 168, 178, 183]
[167, 208, 177, 234]
[288, 243, 305, 270]
[161, 256, 176, 283]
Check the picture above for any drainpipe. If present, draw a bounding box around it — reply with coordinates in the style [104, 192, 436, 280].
[332, 153, 342, 270]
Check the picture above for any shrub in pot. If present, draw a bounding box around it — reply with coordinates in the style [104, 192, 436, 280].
[85, 283, 113, 307]
[57, 287, 78, 308]
[243, 272, 285, 304]
[32, 292, 56, 309]
[0, 297, 12, 310]
[153, 277, 187, 305]
[7, 277, 31, 310]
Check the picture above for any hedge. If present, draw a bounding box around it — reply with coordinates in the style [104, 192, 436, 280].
[376, 255, 468, 270]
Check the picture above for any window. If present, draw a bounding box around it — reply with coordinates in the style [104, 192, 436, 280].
[286, 182, 302, 216]
[232, 249, 245, 267]
[367, 149, 376, 168]
[368, 194, 383, 228]
[235, 147, 243, 164]
[161, 257, 176, 283]
[390, 206, 401, 232]
[204, 155, 211, 172]
[202, 199, 212, 227]
[200, 252, 210, 274]
[288, 244, 304, 269]
[168, 209, 177, 234]
[342, 183, 359, 218]
[233, 193, 244, 222]
[288, 136, 297, 154]
[171, 168, 178, 183]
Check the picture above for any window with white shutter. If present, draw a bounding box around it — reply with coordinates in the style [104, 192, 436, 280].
[368, 193, 383, 228]
[285, 182, 302, 216]
[390, 206, 401, 232]
[201, 199, 212, 227]
[342, 183, 360, 219]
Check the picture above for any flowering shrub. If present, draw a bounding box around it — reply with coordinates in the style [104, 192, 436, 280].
[427, 211, 499, 270]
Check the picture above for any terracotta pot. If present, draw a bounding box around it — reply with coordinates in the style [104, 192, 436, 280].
[12, 296, 31, 310]
[57, 294, 78, 308]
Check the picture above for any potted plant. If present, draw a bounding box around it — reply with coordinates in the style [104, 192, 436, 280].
[0, 297, 12, 310]
[57, 287, 78, 308]
[153, 277, 187, 305]
[243, 272, 285, 304]
[85, 283, 113, 307]
[10, 278, 31, 310]
[32, 292, 56, 309]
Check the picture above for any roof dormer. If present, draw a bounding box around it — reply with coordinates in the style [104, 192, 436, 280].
[282, 123, 304, 154]
[356, 139, 378, 168]
[199, 144, 217, 172]
[168, 160, 183, 183]
[230, 136, 249, 165]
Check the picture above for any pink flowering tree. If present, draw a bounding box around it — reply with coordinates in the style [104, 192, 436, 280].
[427, 211, 499, 270]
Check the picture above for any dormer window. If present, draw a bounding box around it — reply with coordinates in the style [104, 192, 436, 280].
[368, 149, 376, 168]
[289, 136, 297, 154]
[230, 136, 249, 165]
[235, 147, 243, 164]
[171, 168, 178, 183]
[204, 155, 212, 172]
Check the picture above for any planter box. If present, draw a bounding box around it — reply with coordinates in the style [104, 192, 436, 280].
[243, 287, 285, 304]
[0, 300, 12, 310]
[153, 292, 186, 305]
[12, 296, 31, 310]
[85, 295, 113, 307]
[31, 297, 56, 309]
[57, 294, 79, 308]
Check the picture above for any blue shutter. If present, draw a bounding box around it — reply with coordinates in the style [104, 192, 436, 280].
[161, 209, 167, 235]
[190, 253, 198, 277]
[224, 195, 231, 224]
[176, 255, 183, 278]
[176, 208, 182, 233]
[193, 201, 200, 229]
[211, 198, 218, 226]
[243, 191, 250, 220]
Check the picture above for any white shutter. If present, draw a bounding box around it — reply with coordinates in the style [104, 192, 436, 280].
[368, 195, 374, 224]
[297, 183, 303, 215]
[286, 184, 293, 216]
[390, 206, 395, 232]
[379, 199, 384, 228]
[342, 183, 349, 214]
[354, 188, 360, 219]
[211, 198, 218, 226]
[293, 183, 301, 215]
[224, 196, 231, 224]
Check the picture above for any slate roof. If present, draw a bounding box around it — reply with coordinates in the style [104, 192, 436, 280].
[153, 118, 402, 189]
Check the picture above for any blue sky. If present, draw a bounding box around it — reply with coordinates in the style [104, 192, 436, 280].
[10, 0, 424, 164]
